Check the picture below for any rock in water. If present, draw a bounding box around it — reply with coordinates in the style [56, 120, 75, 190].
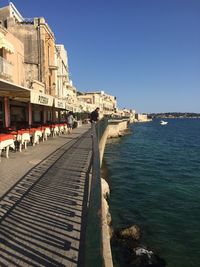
[132, 247, 166, 267]
[112, 225, 167, 266]
[119, 225, 141, 240]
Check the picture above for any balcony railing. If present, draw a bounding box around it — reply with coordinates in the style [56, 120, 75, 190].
[20, 18, 34, 24]
[0, 56, 13, 80]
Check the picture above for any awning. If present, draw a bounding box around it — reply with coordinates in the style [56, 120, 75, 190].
[30, 91, 54, 107]
[0, 32, 14, 54]
[0, 79, 56, 106]
[0, 79, 30, 101]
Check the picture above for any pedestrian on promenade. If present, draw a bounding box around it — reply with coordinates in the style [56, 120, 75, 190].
[90, 107, 100, 123]
[67, 111, 74, 134]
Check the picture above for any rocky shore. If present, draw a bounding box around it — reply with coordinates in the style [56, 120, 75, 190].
[100, 120, 167, 266]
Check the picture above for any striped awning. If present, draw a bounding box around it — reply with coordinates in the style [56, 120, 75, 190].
[0, 32, 14, 54]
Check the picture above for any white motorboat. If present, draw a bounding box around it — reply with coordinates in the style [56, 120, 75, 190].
[160, 120, 168, 125]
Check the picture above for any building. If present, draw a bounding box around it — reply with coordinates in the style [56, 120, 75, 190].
[0, 21, 28, 128]
[0, 3, 57, 95]
[102, 93, 117, 115]
[77, 91, 117, 116]
[65, 80, 78, 112]
[55, 44, 74, 116]
[135, 113, 149, 122]
[55, 44, 69, 99]
[77, 93, 96, 113]
[0, 2, 73, 128]
[55, 45, 78, 112]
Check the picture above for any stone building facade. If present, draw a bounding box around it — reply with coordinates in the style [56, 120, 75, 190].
[56, 44, 69, 98]
[0, 25, 25, 86]
[0, 23, 27, 128]
[135, 113, 149, 122]
[77, 91, 117, 115]
[55, 45, 77, 111]
[0, 3, 57, 95]
[0, 3, 59, 128]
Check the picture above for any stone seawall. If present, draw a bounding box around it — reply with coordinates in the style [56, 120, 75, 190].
[107, 120, 128, 138]
[99, 119, 128, 165]
[99, 119, 129, 267]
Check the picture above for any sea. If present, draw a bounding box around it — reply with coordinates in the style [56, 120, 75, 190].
[104, 118, 200, 267]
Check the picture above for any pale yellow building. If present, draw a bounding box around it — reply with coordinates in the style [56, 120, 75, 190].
[77, 93, 96, 113]
[77, 91, 117, 115]
[0, 22, 28, 127]
[65, 80, 77, 112]
[0, 3, 65, 127]
[0, 2, 57, 96]
[0, 25, 24, 86]
[55, 44, 69, 98]
[135, 113, 150, 122]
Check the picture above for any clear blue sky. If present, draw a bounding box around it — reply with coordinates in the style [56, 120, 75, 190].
[1, 0, 200, 113]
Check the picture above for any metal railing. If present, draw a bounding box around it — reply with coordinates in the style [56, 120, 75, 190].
[0, 56, 13, 78]
[20, 18, 34, 24]
[84, 118, 109, 267]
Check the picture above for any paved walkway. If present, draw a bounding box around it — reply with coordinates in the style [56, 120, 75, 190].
[0, 125, 92, 267]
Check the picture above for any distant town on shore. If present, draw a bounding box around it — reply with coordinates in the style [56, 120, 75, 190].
[149, 112, 200, 119]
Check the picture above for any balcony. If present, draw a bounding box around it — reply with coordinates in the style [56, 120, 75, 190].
[49, 59, 58, 70]
[0, 56, 13, 81]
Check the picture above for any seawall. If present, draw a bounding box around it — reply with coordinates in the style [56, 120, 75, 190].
[99, 119, 129, 164]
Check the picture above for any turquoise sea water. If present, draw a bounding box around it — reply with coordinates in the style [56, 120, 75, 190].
[104, 119, 200, 267]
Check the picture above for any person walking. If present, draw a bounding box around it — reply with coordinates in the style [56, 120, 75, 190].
[90, 107, 100, 123]
[67, 111, 74, 134]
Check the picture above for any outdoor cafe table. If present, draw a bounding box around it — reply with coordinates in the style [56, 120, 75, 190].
[58, 124, 66, 134]
[50, 125, 59, 137]
[17, 130, 31, 152]
[29, 128, 43, 145]
[0, 134, 15, 161]
[63, 123, 68, 133]
[40, 126, 51, 141]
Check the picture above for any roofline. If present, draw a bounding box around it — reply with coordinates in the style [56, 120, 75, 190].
[9, 2, 24, 22]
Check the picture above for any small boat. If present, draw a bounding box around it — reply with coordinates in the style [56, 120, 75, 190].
[160, 120, 168, 125]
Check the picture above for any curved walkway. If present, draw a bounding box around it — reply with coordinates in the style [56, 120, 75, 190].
[0, 125, 92, 267]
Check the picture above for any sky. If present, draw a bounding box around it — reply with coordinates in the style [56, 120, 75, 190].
[1, 0, 200, 113]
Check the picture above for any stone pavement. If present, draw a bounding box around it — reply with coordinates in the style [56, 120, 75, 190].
[0, 124, 92, 267]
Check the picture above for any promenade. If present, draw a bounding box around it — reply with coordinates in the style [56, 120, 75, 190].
[0, 125, 92, 267]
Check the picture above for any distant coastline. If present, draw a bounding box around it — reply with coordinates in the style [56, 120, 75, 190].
[149, 112, 200, 119]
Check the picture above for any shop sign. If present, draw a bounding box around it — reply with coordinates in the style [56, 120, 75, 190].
[30, 91, 54, 106]
[65, 103, 73, 111]
[54, 98, 65, 109]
